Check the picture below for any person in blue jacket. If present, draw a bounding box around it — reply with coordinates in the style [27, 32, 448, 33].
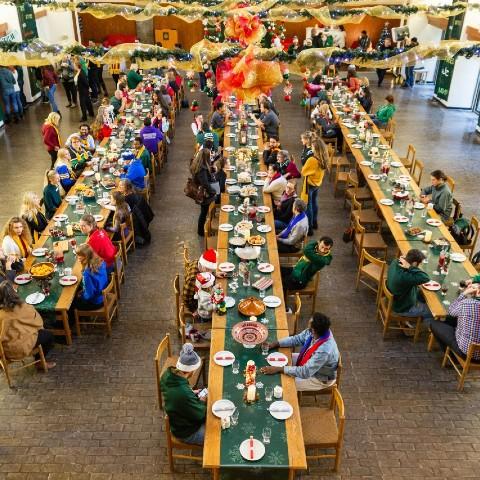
[119, 151, 146, 190]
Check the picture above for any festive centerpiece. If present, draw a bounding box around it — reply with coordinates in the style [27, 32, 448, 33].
[243, 360, 259, 404]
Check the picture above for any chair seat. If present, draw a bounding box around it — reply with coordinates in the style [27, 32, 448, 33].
[301, 407, 338, 445]
[361, 262, 383, 281]
[355, 209, 381, 225]
[337, 172, 349, 182]
[356, 232, 387, 249]
[205, 236, 217, 250]
[346, 187, 372, 202]
[399, 156, 413, 168]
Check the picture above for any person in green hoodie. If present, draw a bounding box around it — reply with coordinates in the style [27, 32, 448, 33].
[281, 237, 333, 296]
[371, 94, 396, 128]
[386, 249, 433, 325]
[127, 64, 143, 90]
[160, 343, 206, 445]
[420, 170, 453, 222]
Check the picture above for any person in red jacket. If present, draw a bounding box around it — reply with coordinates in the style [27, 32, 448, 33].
[41, 112, 61, 168]
[79, 214, 117, 273]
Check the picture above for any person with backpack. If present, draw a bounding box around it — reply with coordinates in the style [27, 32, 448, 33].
[420, 170, 453, 223]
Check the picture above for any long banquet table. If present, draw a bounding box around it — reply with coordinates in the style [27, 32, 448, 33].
[204, 114, 307, 479]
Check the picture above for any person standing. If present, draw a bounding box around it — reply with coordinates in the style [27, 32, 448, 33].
[9, 66, 24, 121]
[375, 37, 392, 87]
[359, 30, 371, 51]
[403, 37, 419, 88]
[0, 66, 21, 124]
[41, 112, 61, 168]
[74, 60, 94, 122]
[87, 60, 99, 103]
[59, 55, 77, 108]
[41, 65, 59, 113]
[127, 64, 143, 90]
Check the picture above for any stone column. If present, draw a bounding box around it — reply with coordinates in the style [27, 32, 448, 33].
[136, 19, 154, 45]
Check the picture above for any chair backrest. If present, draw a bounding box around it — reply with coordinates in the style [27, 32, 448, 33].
[183, 244, 191, 272]
[446, 175, 455, 193]
[378, 279, 394, 319]
[406, 144, 416, 164]
[113, 244, 124, 292]
[288, 293, 302, 335]
[120, 213, 134, 243]
[360, 248, 386, 277]
[150, 153, 156, 177]
[385, 118, 396, 134]
[174, 274, 181, 327]
[452, 198, 462, 223]
[466, 342, 480, 362]
[469, 216, 480, 253]
[102, 274, 116, 303]
[326, 144, 335, 173]
[351, 194, 362, 216]
[335, 353, 343, 390]
[353, 214, 365, 250]
[331, 387, 345, 445]
[411, 158, 424, 185]
[155, 334, 172, 408]
[347, 171, 359, 191]
[179, 304, 187, 343]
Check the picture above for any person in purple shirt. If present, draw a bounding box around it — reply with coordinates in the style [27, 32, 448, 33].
[139, 117, 163, 155]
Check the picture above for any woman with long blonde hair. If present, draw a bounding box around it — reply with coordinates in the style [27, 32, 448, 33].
[106, 191, 131, 241]
[41, 112, 61, 168]
[300, 137, 328, 234]
[1, 216, 32, 259]
[20, 192, 48, 238]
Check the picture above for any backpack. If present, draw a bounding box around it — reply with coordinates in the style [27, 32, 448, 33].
[449, 216, 474, 246]
[342, 226, 355, 243]
[472, 250, 480, 266]
[181, 99, 189, 109]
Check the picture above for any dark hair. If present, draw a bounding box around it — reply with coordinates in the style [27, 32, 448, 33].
[431, 169, 447, 181]
[319, 236, 334, 247]
[216, 102, 224, 110]
[405, 249, 425, 265]
[143, 117, 152, 127]
[311, 312, 331, 336]
[120, 178, 135, 194]
[204, 139, 214, 151]
[411, 37, 418, 42]
[363, 86, 372, 101]
[0, 280, 23, 311]
[134, 136, 143, 144]
[202, 121, 210, 131]
[293, 199, 307, 213]
[361, 30, 367, 35]
[385, 95, 394, 104]
[79, 123, 89, 131]
[261, 101, 271, 111]
[269, 163, 280, 173]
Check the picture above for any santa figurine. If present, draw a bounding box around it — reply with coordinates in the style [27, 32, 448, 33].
[194, 272, 216, 321]
[211, 284, 226, 315]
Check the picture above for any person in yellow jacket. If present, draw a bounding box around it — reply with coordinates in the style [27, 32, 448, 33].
[300, 137, 328, 235]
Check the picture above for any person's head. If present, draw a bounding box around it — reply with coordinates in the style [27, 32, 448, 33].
[285, 180, 296, 196]
[261, 101, 271, 113]
[143, 117, 152, 127]
[118, 178, 135, 195]
[75, 243, 103, 273]
[385, 94, 394, 105]
[0, 280, 22, 311]
[175, 343, 201, 378]
[277, 150, 289, 164]
[152, 90, 160, 102]
[191, 148, 211, 175]
[361, 30, 367, 36]
[204, 139, 214, 151]
[198, 248, 217, 272]
[430, 169, 447, 187]
[308, 312, 331, 338]
[293, 35, 299, 45]
[79, 214, 97, 235]
[45, 112, 60, 127]
[133, 136, 143, 150]
[216, 102, 224, 113]
[312, 137, 329, 170]
[21, 192, 41, 216]
[318, 236, 333, 254]
[130, 63, 138, 72]
[160, 85, 168, 95]
[268, 163, 280, 176]
[114, 90, 123, 100]
[3, 216, 30, 242]
[404, 249, 425, 267]
[301, 130, 314, 146]
[118, 73, 126, 82]
[268, 137, 279, 149]
[47, 170, 60, 186]
[384, 37, 392, 48]
[70, 135, 82, 150]
[319, 103, 330, 118]
[361, 77, 370, 88]
[110, 190, 126, 208]
[201, 121, 210, 132]
[411, 37, 418, 43]
[293, 198, 307, 215]
[79, 124, 90, 137]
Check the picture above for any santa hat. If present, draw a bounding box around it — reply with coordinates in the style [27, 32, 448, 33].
[195, 272, 215, 295]
[198, 249, 217, 271]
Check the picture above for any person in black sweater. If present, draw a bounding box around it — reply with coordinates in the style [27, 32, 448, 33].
[74, 60, 94, 122]
[263, 137, 281, 166]
[274, 180, 297, 232]
[20, 192, 48, 239]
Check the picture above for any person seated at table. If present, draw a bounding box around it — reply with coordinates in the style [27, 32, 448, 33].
[263, 164, 287, 204]
[140, 117, 163, 159]
[276, 150, 300, 180]
[0, 249, 16, 283]
[65, 124, 95, 154]
[127, 63, 142, 90]
[152, 109, 170, 143]
[194, 272, 216, 321]
[346, 68, 361, 93]
[274, 180, 297, 232]
[69, 244, 108, 319]
[287, 35, 302, 57]
[250, 101, 279, 141]
[430, 283, 480, 360]
[210, 102, 228, 143]
[67, 135, 90, 173]
[0, 280, 56, 370]
[300, 130, 315, 166]
[160, 343, 206, 445]
[153, 88, 171, 117]
[305, 83, 328, 108]
[261, 312, 339, 391]
[256, 93, 279, 117]
[277, 199, 309, 254]
[386, 249, 433, 326]
[43, 170, 62, 220]
[420, 170, 453, 223]
[79, 215, 117, 273]
[105, 191, 131, 242]
[133, 136, 152, 173]
[262, 137, 281, 167]
[54, 148, 76, 193]
[110, 90, 127, 116]
[280, 236, 333, 295]
[1, 217, 32, 260]
[191, 113, 203, 136]
[20, 192, 48, 238]
[120, 151, 147, 190]
[357, 78, 373, 113]
[370, 95, 396, 128]
[313, 103, 343, 151]
[196, 122, 219, 152]
[159, 84, 173, 106]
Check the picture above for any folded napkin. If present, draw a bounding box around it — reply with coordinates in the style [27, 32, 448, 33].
[213, 406, 234, 412]
[268, 357, 285, 362]
[216, 356, 234, 361]
[270, 406, 290, 413]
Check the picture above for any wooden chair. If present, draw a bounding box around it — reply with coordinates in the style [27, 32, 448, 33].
[119, 213, 135, 265]
[165, 414, 203, 472]
[301, 386, 345, 472]
[446, 175, 455, 193]
[352, 215, 387, 262]
[154, 334, 203, 409]
[459, 216, 479, 261]
[174, 273, 194, 332]
[441, 341, 480, 391]
[411, 158, 424, 185]
[158, 140, 167, 170]
[139, 169, 151, 204]
[333, 165, 349, 197]
[317, 125, 337, 153]
[286, 271, 321, 316]
[376, 279, 422, 342]
[380, 119, 396, 147]
[112, 242, 125, 299]
[451, 198, 462, 223]
[179, 304, 211, 354]
[149, 153, 156, 193]
[327, 144, 350, 182]
[0, 338, 47, 387]
[399, 144, 416, 170]
[287, 293, 301, 335]
[355, 248, 386, 304]
[183, 244, 191, 273]
[279, 234, 307, 265]
[74, 274, 119, 337]
[344, 171, 372, 210]
[203, 212, 218, 251]
[350, 195, 382, 232]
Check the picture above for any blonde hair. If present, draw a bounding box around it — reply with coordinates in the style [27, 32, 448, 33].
[45, 112, 60, 127]
[76, 243, 103, 274]
[2, 216, 32, 246]
[46, 170, 58, 183]
[56, 148, 70, 164]
[20, 192, 41, 222]
[319, 103, 330, 117]
[312, 138, 329, 170]
[361, 76, 370, 87]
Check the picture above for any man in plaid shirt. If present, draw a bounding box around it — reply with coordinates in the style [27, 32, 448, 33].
[430, 283, 480, 359]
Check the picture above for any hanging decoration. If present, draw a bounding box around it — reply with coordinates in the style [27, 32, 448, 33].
[224, 14, 265, 46]
[202, 18, 225, 43]
[260, 20, 286, 48]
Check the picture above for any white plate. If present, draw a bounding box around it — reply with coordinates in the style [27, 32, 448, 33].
[391, 161, 403, 167]
[422, 281, 441, 291]
[264, 295, 281, 308]
[83, 170, 95, 177]
[59, 275, 78, 286]
[94, 215, 104, 222]
[379, 199, 394, 206]
[347, 134, 357, 139]
[225, 165, 236, 171]
[14, 274, 32, 285]
[394, 191, 409, 198]
[25, 292, 45, 305]
[394, 215, 409, 223]
[226, 179, 238, 185]
[97, 198, 111, 206]
[225, 296, 235, 308]
[105, 205, 116, 212]
[219, 223, 234, 232]
[258, 263, 274, 273]
[227, 186, 241, 194]
[65, 195, 79, 202]
[256, 171, 268, 178]
[221, 205, 235, 212]
[212, 399, 235, 419]
[414, 202, 425, 210]
[227, 133, 236, 138]
[368, 174, 381, 180]
[256, 206, 270, 213]
[269, 401, 293, 420]
[214, 351, 236, 367]
[32, 248, 47, 257]
[225, 147, 236, 152]
[379, 144, 390, 150]
[266, 352, 288, 367]
[398, 175, 411, 182]
[450, 252, 467, 262]
[426, 219, 442, 227]
[351, 144, 363, 149]
[240, 438, 265, 462]
[219, 262, 235, 272]
[227, 122, 236, 126]
[53, 214, 68, 222]
[372, 133, 381, 138]
[360, 161, 372, 166]
[254, 179, 265, 186]
[257, 224, 272, 233]
[249, 135, 259, 140]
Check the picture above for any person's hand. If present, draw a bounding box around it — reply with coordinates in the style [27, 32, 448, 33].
[464, 279, 473, 287]
[6, 255, 15, 270]
[199, 393, 208, 402]
[464, 284, 479, 297]
[54, 146, 60, 151]
[398, 256, 410, 269]
[260, 366, 283, 375]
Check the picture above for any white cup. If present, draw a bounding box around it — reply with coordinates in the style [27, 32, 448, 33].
[64, 267, 72, 276]
[273, 385, 283, 399]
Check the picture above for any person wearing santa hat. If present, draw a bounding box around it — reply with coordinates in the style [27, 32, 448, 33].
[183, 249, 217, 313]
[194, 271, 216, 321]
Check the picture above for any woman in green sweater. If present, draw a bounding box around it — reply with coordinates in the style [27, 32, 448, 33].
[160, 343, 206, 445]
[43, 170, 62, 220]
[127, 64, 143, 90]
[371, 94, 396, 128]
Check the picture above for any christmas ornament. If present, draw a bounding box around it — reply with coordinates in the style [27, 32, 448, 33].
[190, 99, 199, 111]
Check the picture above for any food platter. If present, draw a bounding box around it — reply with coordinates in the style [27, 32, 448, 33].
[238, 297, 266, 316]
[30, 262, 55, 279]
[232, 320, 268, 345]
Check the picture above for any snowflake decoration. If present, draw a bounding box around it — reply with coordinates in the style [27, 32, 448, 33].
[267, 451, 286, 465]
[228, 446, 243, 463]
[240, 421, 256, 435]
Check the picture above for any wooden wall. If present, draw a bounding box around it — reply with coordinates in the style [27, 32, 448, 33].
[79, 13, 137, 44]
[152, 17, 203, 49]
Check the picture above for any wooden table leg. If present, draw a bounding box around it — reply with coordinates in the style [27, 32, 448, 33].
[212, 468, 219, 480]
[47, 310, 72, 346]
